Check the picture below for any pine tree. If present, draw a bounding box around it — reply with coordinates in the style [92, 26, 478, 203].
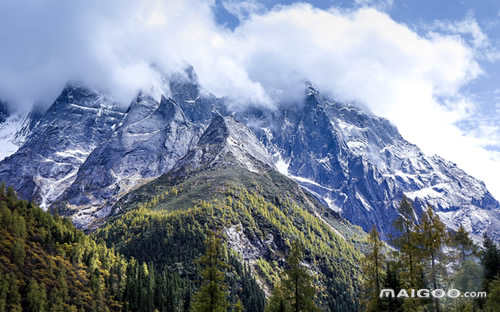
[449, 260, 483, 312]
[481, 234, 500, 291]
[280, 241, 318, 312]
[486, 277, 500, 312]
[392, 197, 427, 312]
[392, 197, 422, 289]
[48, 286, 65, 312]
[190, 232, 229, 312]
[448, 226, 480, 312]
[361, 226, 386, 312]
[265, 282, 290, 312]
[12, 238, 25, 266]
[0, 272, 8, 312]
[418, 206, 448, 312]
[27, 278, 48, 312]
[233, 299, 244, 312]
[240, 264, 265, 312]
[7, 274, 22, 312]
[451, 225, 475, 264]
[380, 261, 403, 312]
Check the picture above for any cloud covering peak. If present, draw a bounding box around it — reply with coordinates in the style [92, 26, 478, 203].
[0, 1, 479, 109]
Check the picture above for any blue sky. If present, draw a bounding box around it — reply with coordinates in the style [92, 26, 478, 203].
[0, 0, 499, 196]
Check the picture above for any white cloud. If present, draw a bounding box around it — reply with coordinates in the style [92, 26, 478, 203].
[0, 1, 499, 197]
[354, 0, 394, 11]
[433, 17, 488, 49]
[430, 15, 500, 62]
[222, 0, 265, 20]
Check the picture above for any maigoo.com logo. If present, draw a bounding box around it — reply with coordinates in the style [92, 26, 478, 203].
[380, 289, 487, 299]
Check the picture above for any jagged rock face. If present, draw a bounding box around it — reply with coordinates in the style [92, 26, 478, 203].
[169, 69, 227, 124]
[0, 85, 126, 209]
[240, 86, 500, 242]
[172, 114, 273, 176]
[59, 94, 202, 227]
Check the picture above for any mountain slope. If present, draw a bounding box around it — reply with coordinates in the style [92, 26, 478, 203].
[96, 115, 366, 311]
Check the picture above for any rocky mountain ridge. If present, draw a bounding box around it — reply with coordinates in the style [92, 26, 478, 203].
[239, 86, 500, 241]
[0, 74, 498, 243]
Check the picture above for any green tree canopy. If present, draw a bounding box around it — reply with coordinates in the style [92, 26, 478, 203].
[190, 232, 229, 312]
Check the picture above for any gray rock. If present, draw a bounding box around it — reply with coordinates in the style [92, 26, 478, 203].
[239, 85, 500, 242]
[0, 84, 125, 209]
[172, 113, 273, 176]
[59, 93, 202, 227]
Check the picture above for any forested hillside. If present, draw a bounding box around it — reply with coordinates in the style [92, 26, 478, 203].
[0, 185, 265, 312]
[0, 184, 128, 311]
[95, 165, 366, 311]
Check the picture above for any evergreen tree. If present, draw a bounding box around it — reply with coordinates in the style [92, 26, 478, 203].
[450, 225, 476, 264]
[0, 272, 8, 312]
[481, 234, 500, 291]
[243, 266, 265, 312]
[7, 274, 22, 312]
[265, 282, 290, 312]
[380, 261, 403, 312]
[27, 278, 48, 312]
[233, 299, 244, 312]
[392, 197, 422, 289]
[89, 268, 106, 312]
[486, 277, 500, 312]
[446, 225, 481, 311]
[361, 226, 386, 312]
[190, 232, 229, 312]
[183, 283, 193, 312]
[448, 260, 483, 312]
[48, 287, 65, 312]
[392, 197, 426, 312]
[418, 206, 448, 312]
[275, 241, 318, 312]
[11, 238, 25, 266]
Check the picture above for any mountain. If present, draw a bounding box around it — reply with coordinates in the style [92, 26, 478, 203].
[95, 114, 366, 311]
[55, 93, 202, 227]
[0, 84, 126, 211]
[0, 72, 498, 243]
[239, 85, 500, 242]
